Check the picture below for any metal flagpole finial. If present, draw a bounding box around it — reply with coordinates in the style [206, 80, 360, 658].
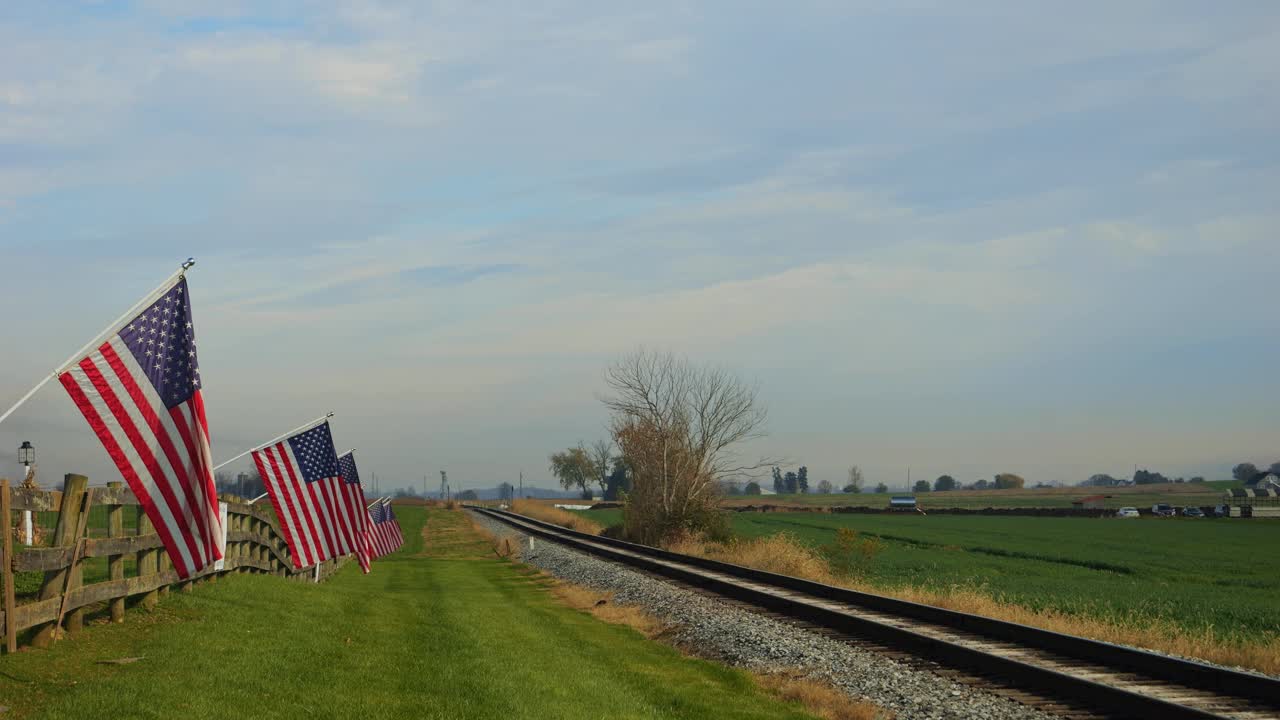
[181, 258, 196, 272]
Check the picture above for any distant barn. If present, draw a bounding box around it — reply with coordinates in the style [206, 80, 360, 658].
[1224, 487, 1280, 518]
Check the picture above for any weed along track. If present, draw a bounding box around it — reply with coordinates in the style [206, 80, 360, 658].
[472, 506, 1280, 720]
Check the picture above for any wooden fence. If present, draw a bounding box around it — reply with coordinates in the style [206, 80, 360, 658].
[1, 474, 343, 654]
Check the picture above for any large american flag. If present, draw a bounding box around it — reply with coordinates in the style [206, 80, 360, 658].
[253, 421, 358, 569]
[59, 276, 223, 579]
[337, 451, 371, 574]
[369, 499, 404, 557]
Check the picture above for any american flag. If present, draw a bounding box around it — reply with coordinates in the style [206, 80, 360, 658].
[59, 276, 222, 579]
[337, 451, 371, 574]
[369, 499, 404, 557]
[253, 421, 358, 569]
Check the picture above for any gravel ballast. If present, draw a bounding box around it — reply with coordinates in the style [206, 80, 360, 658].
[470, 511, 1063, 720]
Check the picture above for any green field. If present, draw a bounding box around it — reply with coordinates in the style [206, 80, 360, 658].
[577, 508, 1280, 643]
[0, 507, 821, 720]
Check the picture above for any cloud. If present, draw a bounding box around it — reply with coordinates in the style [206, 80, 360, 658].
[619, 36, 692, 66]
[1, 1, 1278, 489]
[181, 39, 427, 108]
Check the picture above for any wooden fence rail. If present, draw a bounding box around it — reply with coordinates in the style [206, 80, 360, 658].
[1, 474, 344, 653]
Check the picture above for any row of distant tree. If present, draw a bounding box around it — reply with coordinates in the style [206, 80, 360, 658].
[545, 448, 1280, 504]
[910, 473, 1028, 493]
[1081, 471, 1206, 486]
[750, 466, 1032, 495]
[1080, 462, 1279, 487]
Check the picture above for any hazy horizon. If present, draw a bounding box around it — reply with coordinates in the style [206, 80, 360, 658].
[1, 2, 1277, 491]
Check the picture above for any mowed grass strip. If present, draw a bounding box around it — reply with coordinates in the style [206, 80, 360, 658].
[0, 506, 819, 720]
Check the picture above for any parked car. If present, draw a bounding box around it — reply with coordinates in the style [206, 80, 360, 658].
[1116, 507, 1140, 518]
[1182, 506, 1204, 518]
[1214, 504, 1231, 517]
[1151, 503, 1175, 517]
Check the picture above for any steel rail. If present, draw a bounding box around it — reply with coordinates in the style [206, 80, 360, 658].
[472, 506, 1280, 720]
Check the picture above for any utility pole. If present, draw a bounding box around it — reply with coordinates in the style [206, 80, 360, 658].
[423, 475, 427, 498]
[519, 470, 523, 499]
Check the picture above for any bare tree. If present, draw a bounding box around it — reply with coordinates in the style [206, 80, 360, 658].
[816, 479, 833, 494]
[589, 438, 613, 497]
[846, 465, 864, 493]
[603, 349, 768, 544]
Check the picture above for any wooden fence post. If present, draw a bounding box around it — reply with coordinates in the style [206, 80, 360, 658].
[31, 473, 88, 647]
[246, 516, 256, 570]
[254, 519, 266, 572]
[136, 507, 159, 610]
[106, 481, 125, 623]
[2, 479, 17, 654]
[59, 486, 93, 635]
[236, 512, 247, 573]
[158, 550, 171, 597]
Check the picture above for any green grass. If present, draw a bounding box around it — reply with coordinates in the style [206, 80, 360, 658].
[576, 508, 1279, 643]
[0, 507, 819, 720]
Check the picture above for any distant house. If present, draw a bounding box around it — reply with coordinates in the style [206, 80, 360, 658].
[1248, 472, 1280, 490]
[1072, 494, 1107, 510]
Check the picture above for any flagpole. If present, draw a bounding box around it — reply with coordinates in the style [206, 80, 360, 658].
[212, 411, 335, 471]
[0, 259, 195, 428]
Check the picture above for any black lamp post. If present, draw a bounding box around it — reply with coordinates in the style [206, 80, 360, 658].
[17, 441, 36, 542]
[18, 440, 35, 467]
[18, 440, 38, 491]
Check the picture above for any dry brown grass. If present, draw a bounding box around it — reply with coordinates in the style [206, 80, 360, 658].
[666, 532, 1280, 676]
[666, 532, 842, 585]
[754, 672, 892, 720]
[873, 583, 1280, 676]
[465, 515, 521, 559]
[550, 583, 668, 638]
[512, 498, 604, 535]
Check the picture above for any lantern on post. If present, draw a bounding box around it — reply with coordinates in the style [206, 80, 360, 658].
[17, 441, 36, 545]
[18, 441, 36, 487]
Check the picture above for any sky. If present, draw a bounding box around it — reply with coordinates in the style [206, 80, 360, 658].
[1, 1, 1277, 492]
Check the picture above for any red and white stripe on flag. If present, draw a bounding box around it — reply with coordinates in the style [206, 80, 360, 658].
[58, 277, 223, 579]
[252, 421, 359, 569]
[367, 499, 402, 558]
[343, 480, 371, 573]
[337, 451, 371, 573]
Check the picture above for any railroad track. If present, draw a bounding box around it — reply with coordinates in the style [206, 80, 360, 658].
[470, 506, 1280, 720]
